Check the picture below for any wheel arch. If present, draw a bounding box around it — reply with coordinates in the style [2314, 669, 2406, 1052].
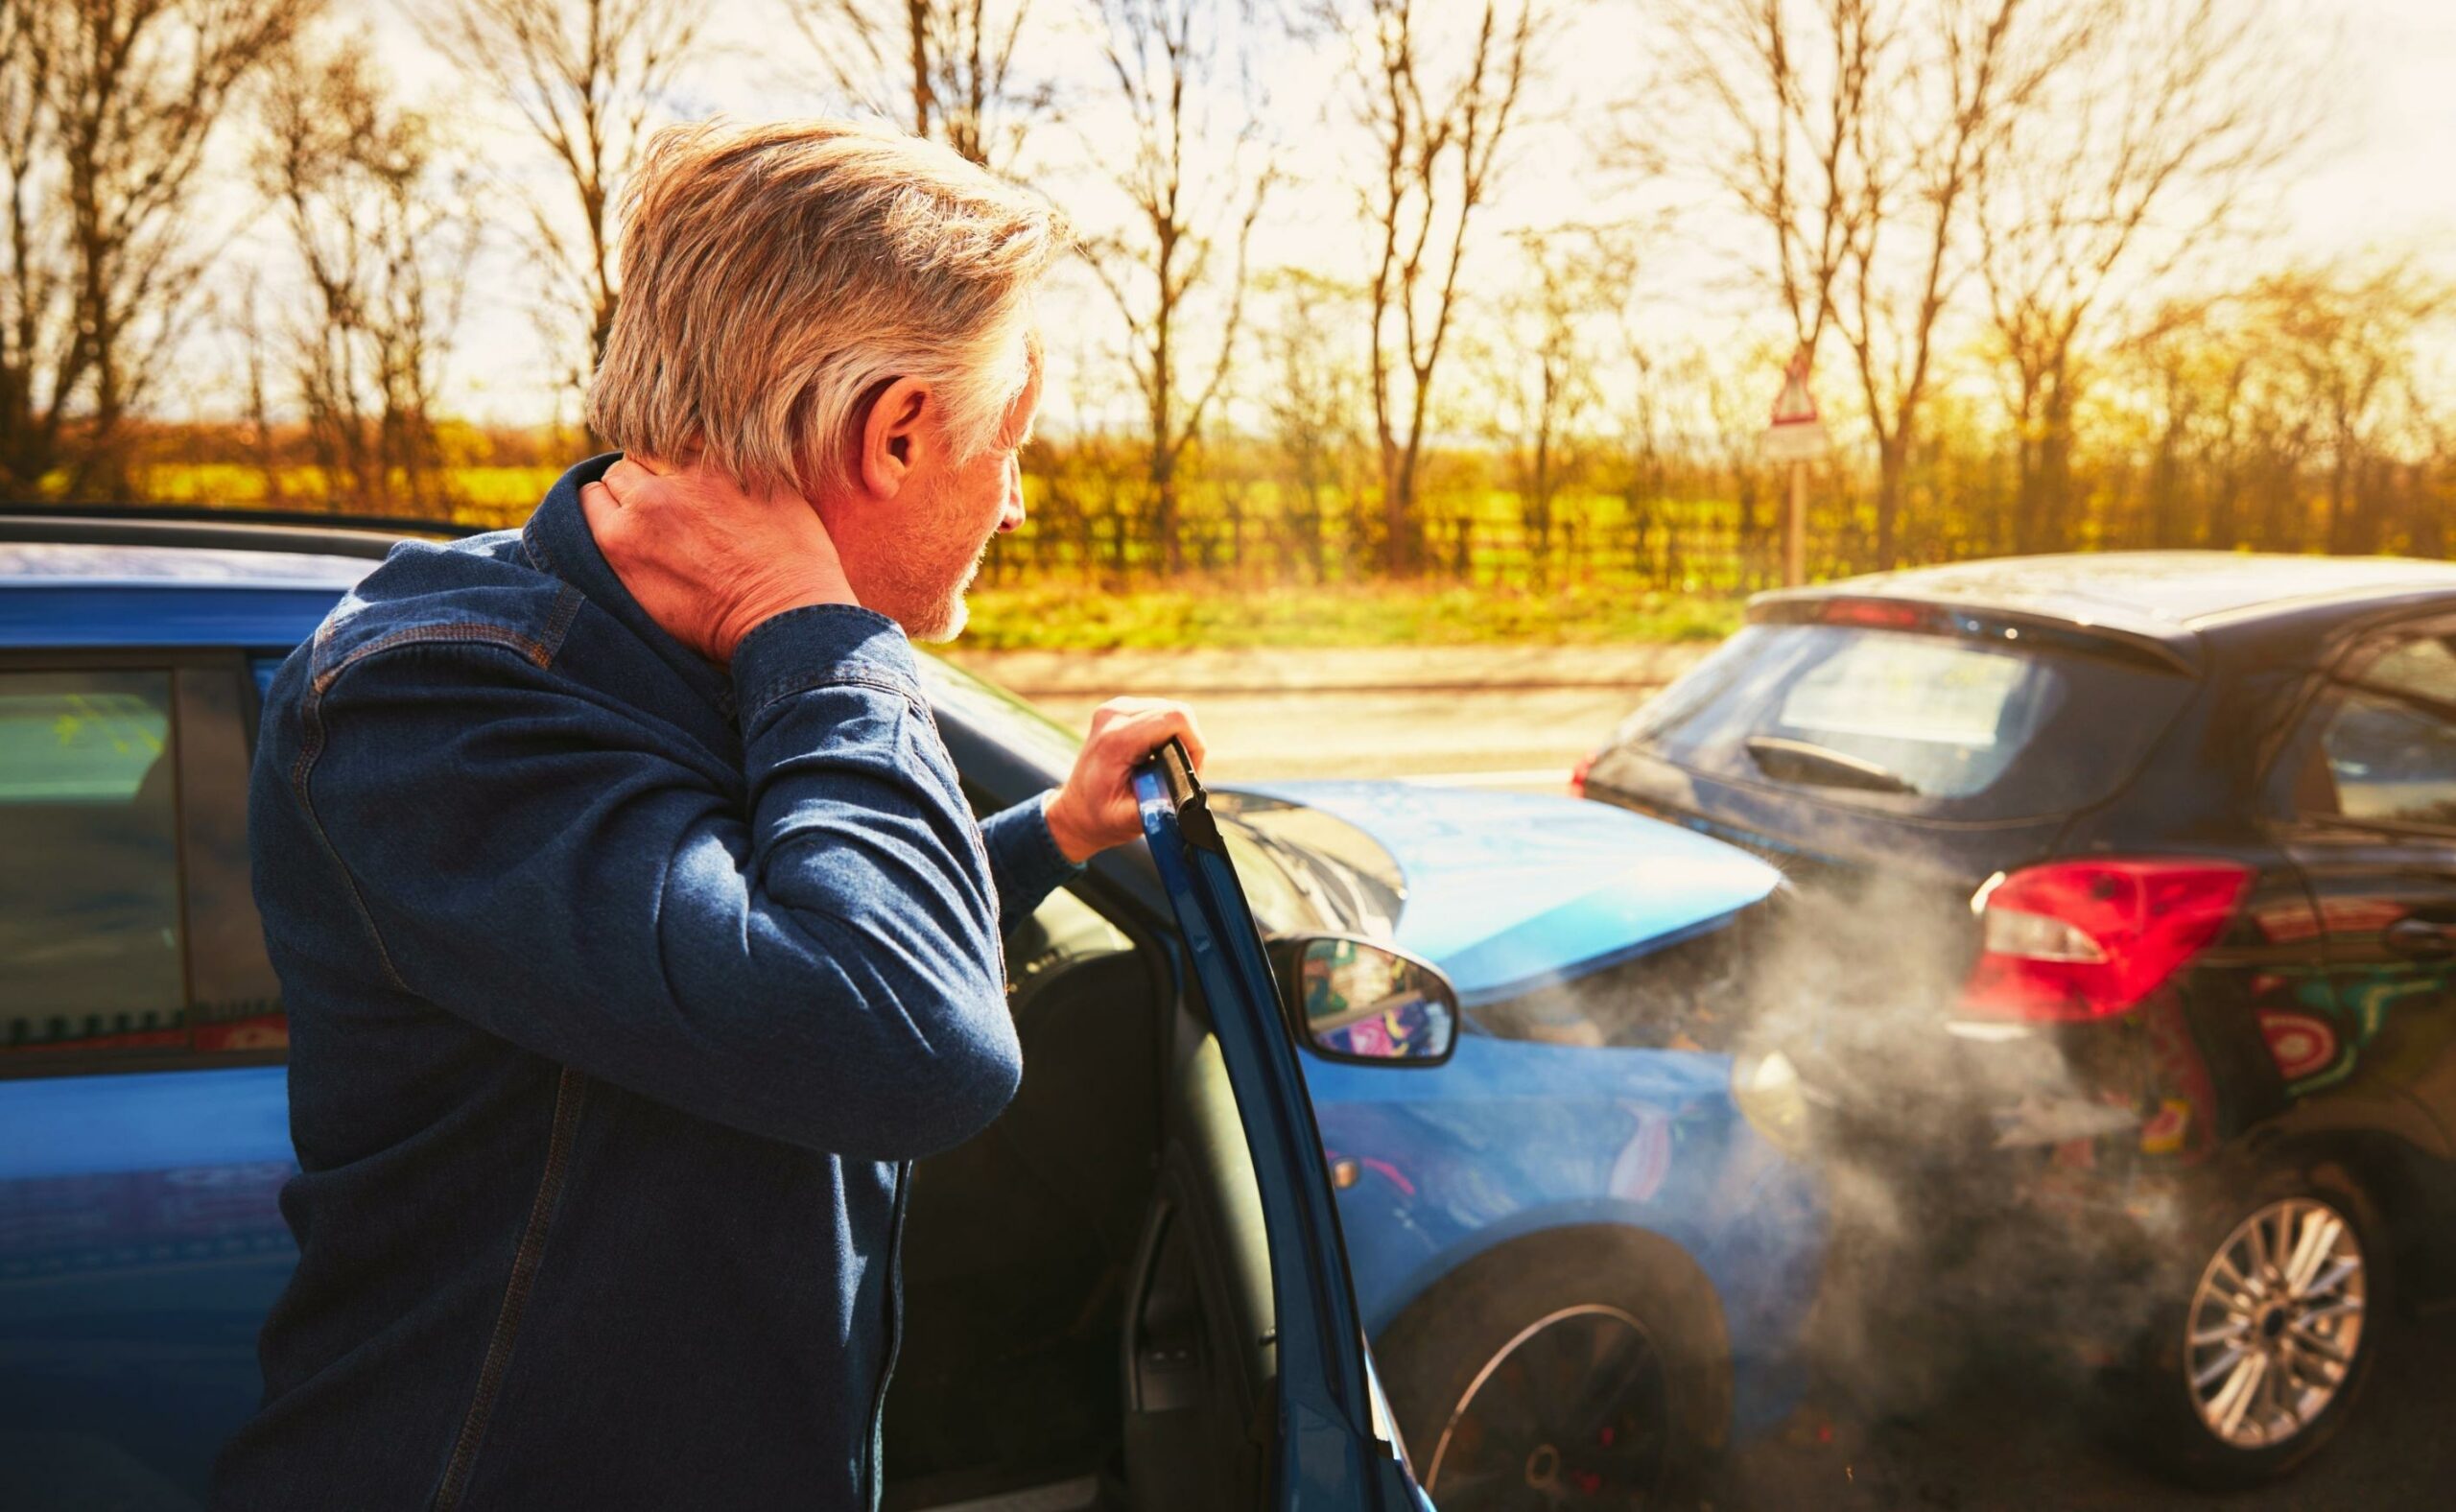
[2237, 1121, 2443, 1293]
[2126, 1131, 2403, 1487]
[1372, 1220, 1736, 1452]
[1360, 1195, 1728, 1327]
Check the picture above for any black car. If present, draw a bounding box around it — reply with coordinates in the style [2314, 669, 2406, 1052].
[1578, 551, 2456, 1487]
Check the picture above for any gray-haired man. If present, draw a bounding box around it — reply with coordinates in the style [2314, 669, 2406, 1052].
[216, 120, 1202, 1510]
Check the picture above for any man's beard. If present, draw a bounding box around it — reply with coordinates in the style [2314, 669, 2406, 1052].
[911, 595, 969, 644]
[906, 534, 994, 644]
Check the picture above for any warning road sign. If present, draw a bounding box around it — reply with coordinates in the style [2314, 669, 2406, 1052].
[1761, 345, 1829, 462]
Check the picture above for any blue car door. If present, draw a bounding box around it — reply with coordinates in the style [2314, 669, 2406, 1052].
[1132, 739, 1431, 1511]
[0, 650, 297, 1506]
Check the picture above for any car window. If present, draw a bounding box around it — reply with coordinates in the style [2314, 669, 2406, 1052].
[2309, 632, 2456, 830]
[1773, 634, 2050, 796]
[180, 664, 287, 1051]
[1004, 885, 1137, 1001]
[0, 661, 285, 1062]
[1214, 820, 1328, 935]
[0, 669, 187, 1053]
[1208, 792, 1405, 938]
[914, 652, 1083, 780]
[1617, 622, 2192, 821]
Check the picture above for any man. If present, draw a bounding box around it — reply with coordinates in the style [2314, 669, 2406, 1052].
[214, 119, 1203, 1511]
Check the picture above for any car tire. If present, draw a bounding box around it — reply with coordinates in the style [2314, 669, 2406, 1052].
[2122, 1157, 2391, 1490]
[1375, 1227, 1730, 1510]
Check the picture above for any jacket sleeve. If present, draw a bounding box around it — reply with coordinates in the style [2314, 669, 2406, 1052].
[295, 603, 1019, 1160]
[979, 792, 1088, 934]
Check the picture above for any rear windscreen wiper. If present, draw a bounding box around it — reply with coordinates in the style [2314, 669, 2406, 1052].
[1742, 735, 1921, 795]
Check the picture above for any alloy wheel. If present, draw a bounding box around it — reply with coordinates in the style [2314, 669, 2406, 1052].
[1424, 1304, 1671, 1509]
[2184, 1196, 2367, 1451]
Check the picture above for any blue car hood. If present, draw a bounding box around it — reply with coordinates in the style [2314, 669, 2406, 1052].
[1224, 781, 1781, 1009]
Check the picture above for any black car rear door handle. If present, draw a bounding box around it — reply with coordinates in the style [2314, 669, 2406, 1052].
[2382, 917, 2456, 959]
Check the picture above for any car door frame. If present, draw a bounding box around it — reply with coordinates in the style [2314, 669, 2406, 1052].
[2260, 609, 2456, 1165]
[1130, 741, 1421, 1509]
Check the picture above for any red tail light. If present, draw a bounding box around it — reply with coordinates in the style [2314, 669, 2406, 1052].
[1569, 750, 1597, 797]
[1817, 597, 1927, 630]
[1961, 859, 2252, 1022]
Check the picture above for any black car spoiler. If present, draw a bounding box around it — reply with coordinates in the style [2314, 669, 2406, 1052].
[1746, 588, 2204, 677]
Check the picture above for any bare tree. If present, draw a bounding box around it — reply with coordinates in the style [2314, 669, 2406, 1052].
[2257, 262, 2446, 555]
[1664, 0, 2100, 568]
[1599, 263, 1689, 578]
[1693, 347, 1782, 581]
[1661, 0, 1885, 363]
[1481, 227, 1626, 583]
[2418, 412, 2456, 563]
[420, 0, 702, 433]
[1977, 0, 2309, 552]
[2114, 294, 2240, 549]
[230, 272, 287, 507]
[1078, 0, 1274, 576]
[1253, 269, 1367, 581]
[255, 37, 478, 515]
[0, 0, 315, 499]
[784, 0, 1050, 168]
[1832, 0, 2100, 566]
[1325, 0, 1540, 574]
[2090, 264, 2444, 557]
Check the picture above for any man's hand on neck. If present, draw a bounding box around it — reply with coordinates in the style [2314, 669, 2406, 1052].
[581, 455, 862, 665]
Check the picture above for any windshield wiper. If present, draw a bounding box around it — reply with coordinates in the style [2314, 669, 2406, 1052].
[1743, 735, 1921, 795]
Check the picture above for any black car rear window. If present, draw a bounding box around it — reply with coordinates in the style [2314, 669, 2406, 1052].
[1615, 622, 2197, 821]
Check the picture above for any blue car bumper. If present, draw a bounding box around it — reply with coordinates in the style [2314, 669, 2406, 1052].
[1309, 1032, 1828, 1438]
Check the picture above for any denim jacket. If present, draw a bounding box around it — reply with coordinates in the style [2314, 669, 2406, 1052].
[213, 456, 1083, 1511]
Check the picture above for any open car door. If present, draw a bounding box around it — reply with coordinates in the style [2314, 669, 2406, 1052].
[1127, 740, 1430, 1512]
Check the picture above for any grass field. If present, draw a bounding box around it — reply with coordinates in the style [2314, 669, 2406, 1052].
[137, 462, 560, 524]
[126, 462, 1751, 651]
[955, 579, 1745, 650]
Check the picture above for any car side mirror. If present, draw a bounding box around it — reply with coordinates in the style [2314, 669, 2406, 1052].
[1266, 934, 1459, 1068]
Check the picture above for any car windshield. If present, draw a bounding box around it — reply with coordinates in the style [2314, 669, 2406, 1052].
[1618, 621, 2196, 820]
[915, 654, 1403, 937]
[1207, 791, 1405, 938]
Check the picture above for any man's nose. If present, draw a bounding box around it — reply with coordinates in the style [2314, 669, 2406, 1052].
[997, 458, 1026, 532]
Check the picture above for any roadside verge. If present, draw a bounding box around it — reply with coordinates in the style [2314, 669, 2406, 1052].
[942, 644, 1712, 783]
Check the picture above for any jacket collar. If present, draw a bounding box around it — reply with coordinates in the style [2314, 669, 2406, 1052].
[522, 453, 737, 718]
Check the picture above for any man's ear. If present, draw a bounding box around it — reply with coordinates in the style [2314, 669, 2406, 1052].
[860, 377, 933, 499]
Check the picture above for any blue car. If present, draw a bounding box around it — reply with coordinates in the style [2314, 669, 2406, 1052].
[0, 509, 1823, 1510]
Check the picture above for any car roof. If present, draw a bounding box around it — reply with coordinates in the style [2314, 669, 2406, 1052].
[0, 519, 405, 650]
[0, 539, 378, 589]
[1756, 552, 2456, 659]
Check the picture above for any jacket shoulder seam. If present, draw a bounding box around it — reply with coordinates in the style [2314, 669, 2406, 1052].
[313, 587, 585, 695]
[290, 679, 413, 994]
[292, 600, 586, 995]
[742, 667, 932, 725]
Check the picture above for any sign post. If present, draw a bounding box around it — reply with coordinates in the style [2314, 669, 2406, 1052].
[1760, 345, 1829, 587]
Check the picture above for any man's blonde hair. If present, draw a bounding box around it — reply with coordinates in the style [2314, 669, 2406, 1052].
[588, 118, 1062, 496]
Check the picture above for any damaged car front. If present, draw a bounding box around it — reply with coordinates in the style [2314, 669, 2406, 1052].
[1206, 780, 1830, 1505]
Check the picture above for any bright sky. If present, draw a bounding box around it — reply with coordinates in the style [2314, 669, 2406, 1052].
[246, 0, 2456, 431]
[2285, 0, 2456, 257]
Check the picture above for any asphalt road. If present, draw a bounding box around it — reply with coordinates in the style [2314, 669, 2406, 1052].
[1719, 1306, 2456, 1510]
[942, 645, 1710, 784]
